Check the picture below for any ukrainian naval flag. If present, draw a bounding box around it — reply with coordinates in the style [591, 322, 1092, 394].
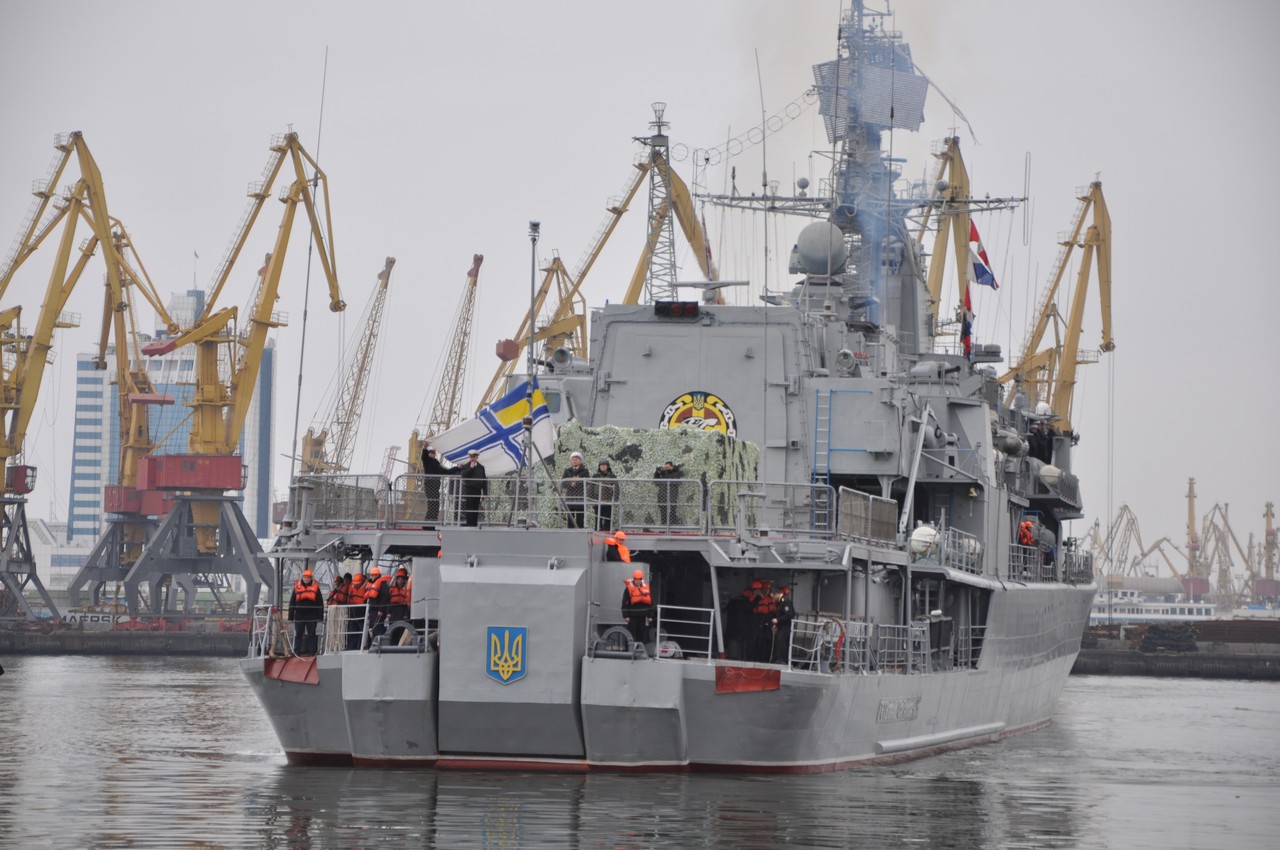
[432, 378, 555, 475]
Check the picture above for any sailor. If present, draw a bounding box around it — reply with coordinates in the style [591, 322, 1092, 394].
[387, 567, 411, 623]
[325, 573, 352, 652]
[654, 461, 682, 528]
[592, 459, 618, 530]
[458, 450, 488, 527]
[604, 536, 624, 562]
[363, 566, 391, 645]
[345, 572, 367, 650]
[751, 581, 778, 662]
[613, 530, 631, 563]
[422, 446, 449, 524]
[287, 569, 324, 656]
[561, 451, 590, 528]
[1018, 519, 1036, 547]
[327, 573, 350, 607]
[621, 568, 653, 646]
[1027, 420, 1052, 464]
[768, 586, 796, 664]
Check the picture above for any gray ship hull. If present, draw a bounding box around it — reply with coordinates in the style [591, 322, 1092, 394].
[577, 582, 1088, 772]
[242, 653, 351, 765]
[243, 579, 1091, 772]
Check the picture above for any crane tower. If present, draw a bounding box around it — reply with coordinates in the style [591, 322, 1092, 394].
[301, 257, 394, 474]
[409, 254, 482, 472]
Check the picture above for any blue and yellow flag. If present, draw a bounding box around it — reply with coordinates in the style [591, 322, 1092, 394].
[431, 378, 554, 475]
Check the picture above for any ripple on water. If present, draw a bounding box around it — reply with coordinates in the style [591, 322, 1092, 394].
[0, 659, 1275, 849]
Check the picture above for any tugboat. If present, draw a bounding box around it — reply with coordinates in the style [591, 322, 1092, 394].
[243, 1, 1097, 771]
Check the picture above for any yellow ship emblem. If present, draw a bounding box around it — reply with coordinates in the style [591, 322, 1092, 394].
[486, 626, 527, 684]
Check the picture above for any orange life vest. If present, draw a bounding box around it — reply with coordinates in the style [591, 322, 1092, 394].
[292, 580, 320, 604]
[328, 584, 349, 606]
[605, 538, 632, 563]
[624, 579, 651, 606]
[1018, 520, 1036, 546]
[389, 582, 409, 607]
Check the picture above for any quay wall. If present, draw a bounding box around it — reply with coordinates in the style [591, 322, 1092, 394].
[0, 629, 249, 657]
[1072, 620, 1280, 680]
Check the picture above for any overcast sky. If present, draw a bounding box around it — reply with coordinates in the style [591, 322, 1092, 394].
[2, 1, 1277, 577]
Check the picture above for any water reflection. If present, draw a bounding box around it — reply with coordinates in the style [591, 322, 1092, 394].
[244, 757, 1086, 850]
[2, 657, 1275, 849]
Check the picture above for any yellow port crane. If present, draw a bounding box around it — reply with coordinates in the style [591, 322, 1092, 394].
[301, 256, 395, 474]
[1263, 502, 1278, 599]
[66, 218, 180, 611]
[478, 143, 716, 409]
[409, 254, 483, 473]
[0, 132, 174, 620]
[1000, 181, 1114, 433]
[125, 131, 345, 615]
[916, 136, 976, 333]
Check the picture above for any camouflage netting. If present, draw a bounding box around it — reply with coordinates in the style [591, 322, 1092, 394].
[553, 422, 758, 483]
[481, 424, 759, 529]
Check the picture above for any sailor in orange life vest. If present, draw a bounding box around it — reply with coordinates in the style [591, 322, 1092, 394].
[363, 566, 391, 643]
[346, 572, 367, 650]
[621, 568, 653, 646]
[288, 569, 324, 656]
[1018, 519, 1036, 547]
[387, 567, 411, 622]
[613, 530, 631, 562]
[604, 533, 631, 562]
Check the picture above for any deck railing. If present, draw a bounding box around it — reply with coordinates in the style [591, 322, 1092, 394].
[247, 601, 425, 658]
[1008, 543, 1056, 583]
[653, 604, 715, 660]
[706, 481, 837, 537]
[957, 624, 986, 669]
[294, 472, 901, 549]
[940, 526, 984, 575]
[836, 487, 898, 546]
[1062, 549, 1094, 584]
[788, 618, 951, 675]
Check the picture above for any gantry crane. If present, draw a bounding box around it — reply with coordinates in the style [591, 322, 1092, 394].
[0, 132, 168, 620]
[301, 256, 394, 474]
[65, 219, 180, 611]
[1000, 181, 1114, 433]
[1261, 502, 1278, 600]
[124, 131, 345, 616]
[1184, 477, 1205, 594]
[408, 254, 483, 473]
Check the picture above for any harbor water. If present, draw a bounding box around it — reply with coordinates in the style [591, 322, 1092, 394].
[0, 655, 1274, 849]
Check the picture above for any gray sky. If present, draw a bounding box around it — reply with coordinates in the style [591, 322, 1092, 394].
[2, 1, 1277, 575]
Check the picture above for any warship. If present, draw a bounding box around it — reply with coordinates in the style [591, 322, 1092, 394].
[243, 2, 1097, 772]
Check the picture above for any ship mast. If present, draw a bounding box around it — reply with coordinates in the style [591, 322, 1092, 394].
[639, 102, 678, 303]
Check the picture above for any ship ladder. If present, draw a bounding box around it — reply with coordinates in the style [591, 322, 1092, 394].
[813, 388, 832, 478]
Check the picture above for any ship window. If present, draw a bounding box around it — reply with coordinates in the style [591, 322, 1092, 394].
[542, 391, 561, 414]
